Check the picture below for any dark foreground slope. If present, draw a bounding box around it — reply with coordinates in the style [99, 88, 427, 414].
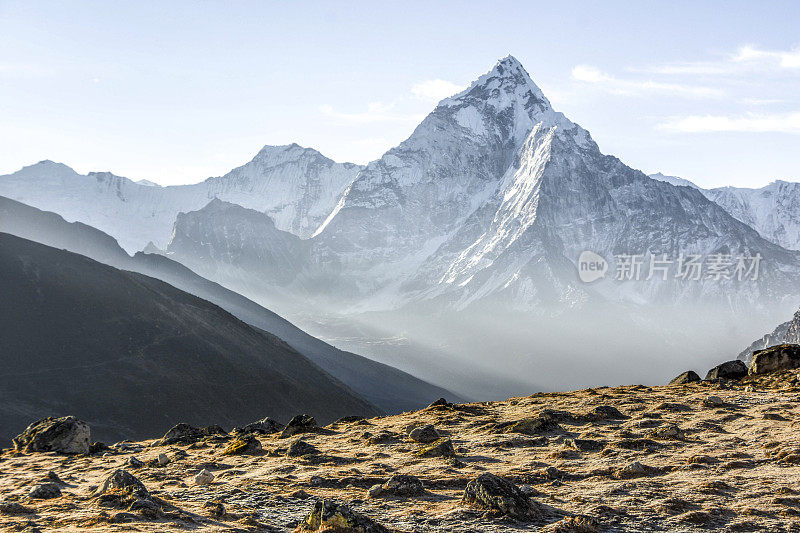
[0, 233, 381, 443]
[0, 195, 456, 412]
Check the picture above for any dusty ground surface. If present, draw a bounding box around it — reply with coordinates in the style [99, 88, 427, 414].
[4, 374, 800, 532]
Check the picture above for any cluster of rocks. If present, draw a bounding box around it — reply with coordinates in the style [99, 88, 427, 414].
[669, 343, 800, 386]
[13, 380, 800, 532]
[5, 402, 588, 532]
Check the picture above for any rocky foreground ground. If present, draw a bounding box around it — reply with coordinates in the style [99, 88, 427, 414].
[4, 360, 800, 532]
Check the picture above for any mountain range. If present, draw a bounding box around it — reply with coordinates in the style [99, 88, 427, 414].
[650, 173, 800, 253]
[0, 232, 383, 443]
[2, 55, 799, 396]
[0, 195, 453, 419]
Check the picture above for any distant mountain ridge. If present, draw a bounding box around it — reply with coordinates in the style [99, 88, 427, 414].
[0, 195, 456, 413]
[649, 173, 800, 252]
[0, 232, 381, 443]
[0, 144, 361, 252]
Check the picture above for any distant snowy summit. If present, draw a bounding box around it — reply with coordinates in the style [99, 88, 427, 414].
[0, 145, 361, 252]
[649, 172, 800, 252]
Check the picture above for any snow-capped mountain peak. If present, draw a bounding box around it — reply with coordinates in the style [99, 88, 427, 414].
[438, 56, 591, 150]
[442, 54, 551, 112]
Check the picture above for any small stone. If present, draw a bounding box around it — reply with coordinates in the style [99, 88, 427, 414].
[127, 456, 144, 468]
[221, 435, 262, 456]
[382, 474, 424, 496]
[297, 500, 390, 532]
[0, 501, 35, 515]
[408, 424, 440, 443]
[280, 415, 317, 438]
[12, 416, 91, 455]
[704, 395, 725, 407]
[614, 461, 660, 479]
[414, 438, 456, 458]
[648, 424, 685, 440]
[157, 453, 170, 466]
[291, 489, 311, 499]
[154, 423, 227, 446]
[591, 405, 626, 420]
[334, 416, 365, 424]
[233, 417, 284, 436]
[368, 484, 383, 498]
[497, 416, 561, 435]
[669, 371, 701, 385]
[462, 472, 541, 520]
[541, 515, 601, 533]
[286, 439, 320, 457]
[428, 398, 450, 408]
[194, 469, 215, 485]
[203, 501, 226, 517]
[367, 431, 397, 444]
[44, 471, 63, 484]
[29, 483, 61, 499]
[95, 469, 149, 498]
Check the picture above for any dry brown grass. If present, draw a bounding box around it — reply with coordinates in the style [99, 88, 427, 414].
[3, 379, 800, 531]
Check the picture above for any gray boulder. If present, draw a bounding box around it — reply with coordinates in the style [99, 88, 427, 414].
[408, 424, 440, 443]
[29, 483, 61, 499]
[234, 417, 284, 435]
[12, 416, 90, 454]
[705, 360, 747, 381]
[382, 474, 424, 496]
[669, 370, 701, 385]
[280, 414, 317, 438]
[298, 500, 389, 532]
[749, 344, 800, 375]
[286, 439, 320, 457]
[95, 469, 149, 498]
[414, 438, 456, 458]
[462, 472, 541, 520]
[155, 423, 226, 446]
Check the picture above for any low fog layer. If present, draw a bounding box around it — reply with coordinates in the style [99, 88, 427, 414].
[285, 301, 790, 401]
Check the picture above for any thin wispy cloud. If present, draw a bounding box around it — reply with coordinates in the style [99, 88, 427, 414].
[571, 65, 723, 98]
[410, 79, 464, 101]
[639, 44, 800, 76]
[658, 112, 800, 134]
[733, 45, 800, 69]
[319, 79, 462, 124]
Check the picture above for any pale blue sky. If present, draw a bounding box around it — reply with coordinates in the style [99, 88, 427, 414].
[1, 0, 798, 188]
